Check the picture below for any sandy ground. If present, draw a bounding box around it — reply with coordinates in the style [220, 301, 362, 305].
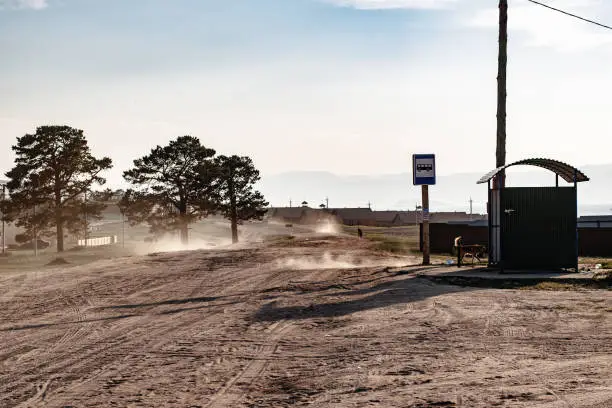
[0, 231, 611, 407]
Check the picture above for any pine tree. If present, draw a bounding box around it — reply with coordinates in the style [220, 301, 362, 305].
[4, 126, 113, 252]
[214, 155, 268, 243]
[122, 136, 218, 244]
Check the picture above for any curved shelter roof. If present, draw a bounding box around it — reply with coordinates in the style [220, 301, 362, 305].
[477, 158, 589, 185]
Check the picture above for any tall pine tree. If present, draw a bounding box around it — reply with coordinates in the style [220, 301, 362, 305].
[122, 136, 218, 244]
[214, 155, 268, 243]
[4, 126, 113, 252]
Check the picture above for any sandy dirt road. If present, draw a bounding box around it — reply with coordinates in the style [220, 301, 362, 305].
[0, 233, 611, 407]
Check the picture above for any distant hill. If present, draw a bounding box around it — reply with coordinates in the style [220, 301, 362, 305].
[258, 164, 612, 216]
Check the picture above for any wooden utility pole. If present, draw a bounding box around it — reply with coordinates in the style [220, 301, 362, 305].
[496, 0, 508, 188]
[422, 185, 430, 265]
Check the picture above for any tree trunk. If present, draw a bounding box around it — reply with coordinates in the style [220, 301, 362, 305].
[231, 212, 238, 244]
[56, 222, 64, 252]
[54, 173, 64, 252]
[55, 200, 64, 252]
[228, 174, 238, 244]
[180, 212, 189, 246]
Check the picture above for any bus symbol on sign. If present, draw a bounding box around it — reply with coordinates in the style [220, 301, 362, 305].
[413, 154, 436, 186]
[416, 164, 433, 172]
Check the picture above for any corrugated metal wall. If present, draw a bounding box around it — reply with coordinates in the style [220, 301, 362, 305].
[500, 187, 577, 269]
[424, 224, 612, 257]
[578, 228, 612, 257]
[490, 189, 501, 264]
[419, 223, 489, 253]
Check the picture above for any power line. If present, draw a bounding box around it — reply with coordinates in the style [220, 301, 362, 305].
[526, 0, 612, 31]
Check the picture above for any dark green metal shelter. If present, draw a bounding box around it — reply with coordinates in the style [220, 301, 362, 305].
[478, 158, 589, 272]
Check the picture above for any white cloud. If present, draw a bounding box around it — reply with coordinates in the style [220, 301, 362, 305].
[324, 0, 457, 10]
[0, 0, 48, 10]
[467, 0, 612, 51]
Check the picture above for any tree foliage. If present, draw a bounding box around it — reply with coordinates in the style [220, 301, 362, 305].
[3, 126, 269, 248]
[4, 126, 112, 251]
[122, 136, 218, 243]
[215, 155, 268, 243]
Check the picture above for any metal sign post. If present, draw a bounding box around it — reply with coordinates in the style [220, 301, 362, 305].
[413, 154, 436, 265]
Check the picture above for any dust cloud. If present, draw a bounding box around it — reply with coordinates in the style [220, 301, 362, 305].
[314, 220, 341, 235]
[132, 236, 233, 255]
[274, 251, 413, 270]
[129, 220, 298, 255]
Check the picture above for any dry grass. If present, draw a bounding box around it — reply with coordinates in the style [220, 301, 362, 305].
[579, 257, 612, 268]
[342, 226, 419, 252]
[524, 281, 579, 291]
[368, 235, 414, 254]
[426, 275, 611, 291]
[341, 226, 419, 255]
[0, 245, 131, 273]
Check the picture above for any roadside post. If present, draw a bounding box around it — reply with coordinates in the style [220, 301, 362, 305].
[413, 154, 436, 265]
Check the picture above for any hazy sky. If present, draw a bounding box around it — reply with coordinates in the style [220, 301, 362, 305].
[1, 0, 612, 187]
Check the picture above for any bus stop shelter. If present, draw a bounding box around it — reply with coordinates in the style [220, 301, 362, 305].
[478, 158, 589, 272]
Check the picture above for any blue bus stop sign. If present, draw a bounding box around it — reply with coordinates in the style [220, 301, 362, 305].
[413, 154, 436, 185]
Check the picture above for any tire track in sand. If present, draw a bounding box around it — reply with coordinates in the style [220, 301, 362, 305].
[5, 253, 277, 407]
[204, 319, 294, 408]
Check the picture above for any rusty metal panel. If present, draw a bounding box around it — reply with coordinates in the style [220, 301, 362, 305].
[478, 158, 589, 184]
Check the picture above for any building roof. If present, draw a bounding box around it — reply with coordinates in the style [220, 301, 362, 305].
[372, 211, 401, 222]
[267, 207, 306, 219]
[578, 215, 612, 222]
[447, 219, 489, 227]
[329, 208, 374, 220]
[396, 211, 419, 222]
[429, 212, 486, 223]
[477, 158, 589, 184]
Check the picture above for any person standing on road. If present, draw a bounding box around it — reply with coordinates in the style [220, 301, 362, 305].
[453, 235, 463, 256]
[357, 227, 363, 239]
